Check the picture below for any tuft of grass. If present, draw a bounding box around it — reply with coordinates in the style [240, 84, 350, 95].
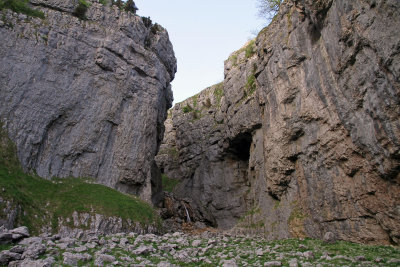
[213, 82, 224, 106]
[161, 174, 179, 192]
[228, 39, 256, 67]
[0, 122, 161, 235]
[0, 243, 14, 251]
[245, 39, 256, 58]
[182, 104, 193, 114]
[230, 53, 238, 66]
[0, 0, 44, 18]
[99, 0, 107, 5]
[191, 94, 198, 108]
[244, 72, 256, 96]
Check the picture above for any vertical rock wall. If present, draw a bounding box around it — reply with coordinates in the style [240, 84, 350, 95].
[156, 0, 400, 244]
[0, 0, 176, 203]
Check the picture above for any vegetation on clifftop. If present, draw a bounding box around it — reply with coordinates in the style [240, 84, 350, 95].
[257, 0, 283, 20]
[0, 122, 161, 235]
[229, 39, 256, 67]
[73, 0, 91, 20]
[0, 0, 44, 18]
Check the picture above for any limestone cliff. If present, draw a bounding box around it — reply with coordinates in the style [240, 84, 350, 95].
[0, 0, 176, 203]
[156, 0, 400, 244]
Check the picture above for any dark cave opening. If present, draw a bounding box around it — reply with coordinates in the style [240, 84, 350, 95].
[227, 132, 252, 161]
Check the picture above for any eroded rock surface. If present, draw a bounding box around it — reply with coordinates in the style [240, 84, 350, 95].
[156, 0, 400, 244]
[0, 0, 176, 202]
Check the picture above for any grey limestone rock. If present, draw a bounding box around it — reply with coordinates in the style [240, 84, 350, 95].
[63, 252, 92, 266]
[289, 258, 298, 267]
[9, 257, 55, 267]
[19, 237, 43, 246]
[0, 232, 12, 245]
[9, 246, 26, 254]
[221, 259, 238, 267]
[133, 245, 154, 255]
[157, 0, 400, 245]
[22, 242, 46, 259]
[0, 251, 22, 266]
[0, 0, 176, 203]
[191, 239, 202, 247]
[323, 232, 336, 244]
[264, 261, 282, 267]
[94, 253, 116, 266]
[11, 226, 30, 241]
[157, 262, 177, 267]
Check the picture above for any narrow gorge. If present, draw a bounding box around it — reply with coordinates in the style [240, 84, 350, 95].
[0, 0, 399, 251]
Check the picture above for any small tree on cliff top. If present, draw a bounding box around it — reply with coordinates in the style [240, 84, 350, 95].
[257, 0, 283, 20]
[125, 0, 138, 13]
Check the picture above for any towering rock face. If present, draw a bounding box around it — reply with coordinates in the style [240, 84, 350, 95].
[0, 0, 176, 203]
[156, 0, 400, 244]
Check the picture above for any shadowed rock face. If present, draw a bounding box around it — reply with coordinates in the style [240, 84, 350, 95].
[0, 0, 176, 203]
[156, 0, 400, 244]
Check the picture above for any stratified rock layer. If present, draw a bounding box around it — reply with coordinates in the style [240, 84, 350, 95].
[0, 0, 176, 202]
[156, 0, 400, 244]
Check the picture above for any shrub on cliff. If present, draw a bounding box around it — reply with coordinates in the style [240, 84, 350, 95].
[73, 0, 91, 20]
[124, 0, 138, 13]
[0, 0, 44, 18]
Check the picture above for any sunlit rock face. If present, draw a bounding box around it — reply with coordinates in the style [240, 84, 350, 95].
[157, 0, 400, 244]
[0, 0, 176, 203]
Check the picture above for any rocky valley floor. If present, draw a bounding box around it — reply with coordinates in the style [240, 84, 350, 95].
[1, 227, 400, 267]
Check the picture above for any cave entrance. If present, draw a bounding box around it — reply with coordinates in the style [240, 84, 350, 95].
[227, 132, 252, 162]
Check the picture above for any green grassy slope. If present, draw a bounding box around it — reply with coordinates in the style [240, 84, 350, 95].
[0, 123, 161, 234]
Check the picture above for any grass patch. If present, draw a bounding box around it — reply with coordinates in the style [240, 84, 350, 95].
[244, 72, 256, 96]
[182, 104, 193, 113]
[0, 122, 161, 235]
[213, 82, 224, 106]
[0, 243, 14, 251]
[161, 174, 179, 192]
[181, 95, 203, 121]
[238, 206, 261, 224]
[0, 0, 44, 18]
[230, 53, 238, 66]
[191, 94, 198, 108]
[245, 39, 256, 58]
[228, 39, 256, 67]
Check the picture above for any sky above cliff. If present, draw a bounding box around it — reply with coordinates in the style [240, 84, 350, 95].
[134, 0, 266, 104]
